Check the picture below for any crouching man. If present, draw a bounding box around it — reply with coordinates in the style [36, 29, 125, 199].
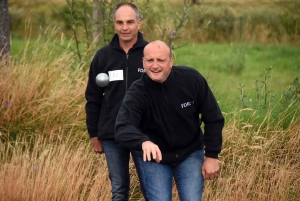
[115, 40, 224, 201]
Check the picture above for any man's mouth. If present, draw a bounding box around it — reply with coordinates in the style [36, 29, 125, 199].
[151, 71, 161, 74]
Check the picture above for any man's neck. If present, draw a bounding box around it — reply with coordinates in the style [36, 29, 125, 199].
[119, 37, 138, 54]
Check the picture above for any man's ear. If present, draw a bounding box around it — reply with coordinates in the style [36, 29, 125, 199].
[170, 57, 174, 67]
[138, 19, 142, 29]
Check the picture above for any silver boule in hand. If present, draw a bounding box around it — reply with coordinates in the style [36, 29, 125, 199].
[96, 73, 109, 87]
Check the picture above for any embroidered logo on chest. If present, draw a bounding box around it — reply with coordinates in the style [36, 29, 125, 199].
[181, 101, 194, 108]
[138, 68, 145, 73]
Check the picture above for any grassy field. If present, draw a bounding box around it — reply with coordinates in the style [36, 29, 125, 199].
[0, 35, 299, 200]
[174, 42, 300, 108]
[2, 0, 300, 199]
[0, 0, 300, 198]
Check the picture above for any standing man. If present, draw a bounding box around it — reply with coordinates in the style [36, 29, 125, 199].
[115, 40, 224, 201]
[85, 3, 148, 201]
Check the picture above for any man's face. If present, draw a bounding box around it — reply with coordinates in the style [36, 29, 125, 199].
[114, 6, 141, 44]
[143, 42, 173, 83]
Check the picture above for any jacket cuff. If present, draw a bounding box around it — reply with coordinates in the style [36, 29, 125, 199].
[87, 127, 98, 138]
[88, 131, 98, 139]
[205, 152, 219, 159]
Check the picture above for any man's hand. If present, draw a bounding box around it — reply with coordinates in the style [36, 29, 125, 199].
[202, 157, 220, 180]
[90, 137, 104, 154]
[142, 141, 162, 163]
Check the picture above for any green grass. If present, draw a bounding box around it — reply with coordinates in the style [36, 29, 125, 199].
[9, 37, 300, 130]
[10, 34, 82, 62]
[11, 39, 300, 109]
[10, 38, 33, 55]
[2, 35, 299, 201]
[174, 42, 300, 105]
[174, 42, 300, 129]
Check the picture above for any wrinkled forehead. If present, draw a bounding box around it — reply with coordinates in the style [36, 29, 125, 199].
[144, 42, 171, 57]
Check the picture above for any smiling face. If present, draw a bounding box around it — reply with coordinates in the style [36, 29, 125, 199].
[114, 5, 141, 46]
[143, 41, 174, 83]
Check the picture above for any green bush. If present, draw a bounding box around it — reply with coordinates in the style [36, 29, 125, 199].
[280, 15, 300, 40]
[194, 5, 235, 41]
[222, 48, 246, 75]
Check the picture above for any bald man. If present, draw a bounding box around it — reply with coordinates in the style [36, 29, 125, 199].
[115, 40, 224, 201]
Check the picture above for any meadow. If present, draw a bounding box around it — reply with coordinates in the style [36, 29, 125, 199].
[1, 34, 299, 200]
[1, 0, 300, 200]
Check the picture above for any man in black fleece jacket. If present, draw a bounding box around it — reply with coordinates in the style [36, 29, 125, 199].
[115, 40, 224, 201]
[85, 3, 148, 201]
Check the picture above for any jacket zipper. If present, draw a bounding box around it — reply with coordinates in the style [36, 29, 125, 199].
[126, 54, 129, 90]
[162, 83, 180, 149]
[162, 83, 168, 101]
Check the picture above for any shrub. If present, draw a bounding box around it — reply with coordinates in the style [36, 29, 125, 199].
[194, 5, 235, 42]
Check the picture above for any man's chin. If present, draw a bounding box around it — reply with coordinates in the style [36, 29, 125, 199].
[120, 36, 133, 42]
[149, 75, 162, 83]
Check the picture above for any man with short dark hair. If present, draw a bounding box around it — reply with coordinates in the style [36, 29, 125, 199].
[85, 3, 148, 200]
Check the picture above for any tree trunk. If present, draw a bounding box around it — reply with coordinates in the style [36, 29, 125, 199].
[0, 0, 10, 60]
[93, 0, 104, 47]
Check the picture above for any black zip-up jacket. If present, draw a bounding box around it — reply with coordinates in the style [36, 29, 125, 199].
[115, 66, 224, 165]
[85, 32, 148, 139]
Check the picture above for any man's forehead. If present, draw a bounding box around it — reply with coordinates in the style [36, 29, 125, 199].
[143, 53, 168, 58]
[153, 44, 162, 49]
[115, 19, 135, 22]
[148, 41, 169, 50]
[115, 6, 135, 16]
[149, 43, 164, 48]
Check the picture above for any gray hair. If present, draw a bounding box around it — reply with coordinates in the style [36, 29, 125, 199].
[114, 3, 140, 20]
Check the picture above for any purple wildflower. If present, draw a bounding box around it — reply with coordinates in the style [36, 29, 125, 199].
[4, 101, 9, 108]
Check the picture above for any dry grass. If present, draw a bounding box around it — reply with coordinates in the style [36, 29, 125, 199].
[0, 30, 87, 135]
[203, 121, 300, 200]
[0, 131, 112, 200]
[1, 28, 299, 200]
[0, 120, 299, 200]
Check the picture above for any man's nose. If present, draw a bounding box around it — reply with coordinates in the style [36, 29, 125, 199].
[122, 23, 129, 30]
[152, 60, 159, 68]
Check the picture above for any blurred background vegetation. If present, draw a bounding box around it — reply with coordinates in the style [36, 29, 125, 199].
[8, 0, 300, 43]
[8, 0, 300, 57]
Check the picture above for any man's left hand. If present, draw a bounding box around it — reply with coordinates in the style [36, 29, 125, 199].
[202, 157, 220, 180]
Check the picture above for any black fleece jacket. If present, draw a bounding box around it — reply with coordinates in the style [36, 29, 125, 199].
[85, 32, 148, 139]
[115, 66, 224, 165]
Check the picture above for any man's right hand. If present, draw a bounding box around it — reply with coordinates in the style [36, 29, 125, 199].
[91, 137, 104, 154]
[142, 141, 162, 163]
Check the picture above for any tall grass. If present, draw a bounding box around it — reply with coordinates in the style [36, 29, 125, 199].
[0, 28, 87, 136]
[1, 32, 299, 200]
[0, 112, 299, 200]
[211, 112, 300, 201]
[0, 131, 112, 200]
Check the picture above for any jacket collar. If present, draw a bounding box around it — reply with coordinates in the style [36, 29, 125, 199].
[144, 68, 175, 89]
[110, 32, 145, 49]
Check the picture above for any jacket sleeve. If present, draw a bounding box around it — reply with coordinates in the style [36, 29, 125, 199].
[115, 85, 151, 150]
[85, 53, 104, 138]
[196, 73, 224, 158]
